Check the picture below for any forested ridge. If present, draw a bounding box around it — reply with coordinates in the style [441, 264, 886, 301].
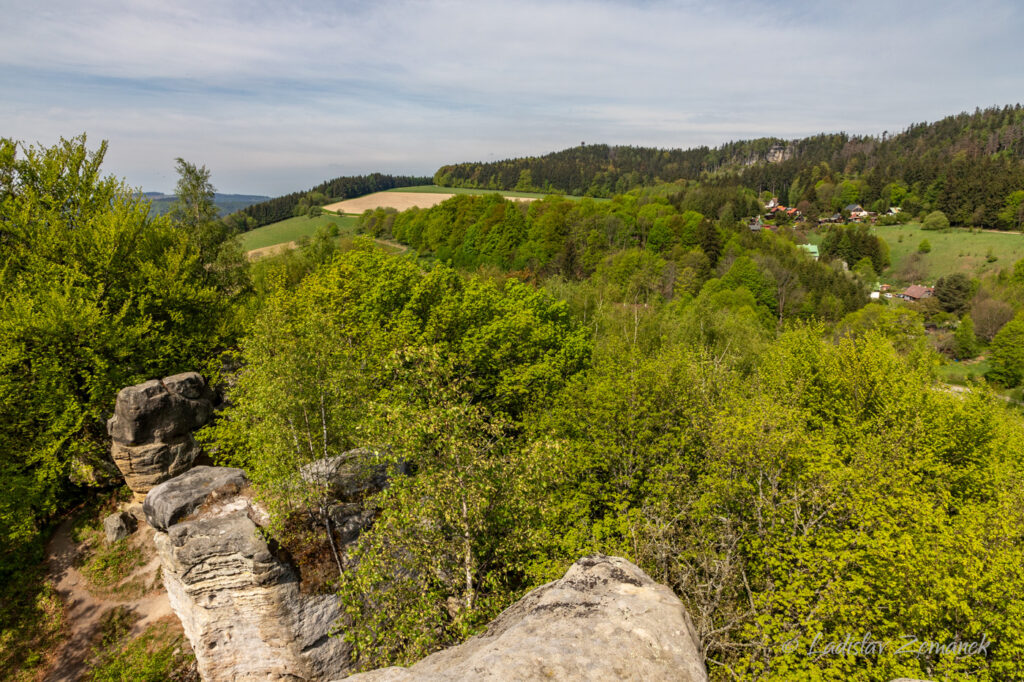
[435, 105, 1024, 229]
[237, 172, 431, 229]
[5, 133, 1024, 680]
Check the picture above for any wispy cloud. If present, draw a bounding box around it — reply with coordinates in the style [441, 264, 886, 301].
[1, 0, 1021, 194]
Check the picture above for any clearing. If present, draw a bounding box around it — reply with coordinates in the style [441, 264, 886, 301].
[323, 190, 538, 215]
[238, 214, 358, 251]
[875, 224, 1024, 283]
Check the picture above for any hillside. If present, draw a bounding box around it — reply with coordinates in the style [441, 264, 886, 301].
[435, 105, 1024, 229]
[145, 192, 269, 218]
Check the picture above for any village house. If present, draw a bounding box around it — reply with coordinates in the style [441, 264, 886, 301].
[897, 284, 934, 301]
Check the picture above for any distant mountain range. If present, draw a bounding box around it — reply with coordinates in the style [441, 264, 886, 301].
[143, 192, 270, 218]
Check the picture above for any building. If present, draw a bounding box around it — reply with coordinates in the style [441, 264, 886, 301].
[897, 285, 934, 301]
[799, 244, 819, 260]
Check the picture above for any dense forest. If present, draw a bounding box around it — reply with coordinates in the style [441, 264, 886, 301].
[236, 172, 431, 229]
[435, 105, 1024, 229]
[5, 129, 1024, 680]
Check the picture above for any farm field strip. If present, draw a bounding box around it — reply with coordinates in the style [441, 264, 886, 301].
[323, 191, 537, 215]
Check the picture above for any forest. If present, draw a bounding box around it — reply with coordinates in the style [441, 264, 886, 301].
[3, 126, 1024, 681]
[436, 105, 1024, 229]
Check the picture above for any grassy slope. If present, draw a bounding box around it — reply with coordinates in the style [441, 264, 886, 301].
[239, 214, 358, 251]
[806, 224, 1024, 284]
[876, 225, 1024, 283]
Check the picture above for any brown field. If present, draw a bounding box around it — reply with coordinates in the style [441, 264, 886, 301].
[323, 191, 536, 215]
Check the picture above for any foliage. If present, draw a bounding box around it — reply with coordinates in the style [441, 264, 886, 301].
[339, 352, 528, 668]
[237, 173, 431, 229]
[934, 273, 974, 314]
[953, 314, 980, 360]
[88, 618, 196, 682]
[0, 135, 237, 574]
[923, 210, 951, 230]
[919, 238, 932, 253]
[987, 315, 1024, 386]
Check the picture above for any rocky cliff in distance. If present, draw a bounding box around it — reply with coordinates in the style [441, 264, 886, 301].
[340, 554, 709, 682]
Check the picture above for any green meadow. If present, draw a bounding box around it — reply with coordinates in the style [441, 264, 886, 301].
[239, 214, 358, 251]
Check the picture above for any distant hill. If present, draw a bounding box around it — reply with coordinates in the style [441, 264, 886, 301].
[434, 104, 1024, 229]
[145, 192, 270, 218]
[233, 173, 432, 230]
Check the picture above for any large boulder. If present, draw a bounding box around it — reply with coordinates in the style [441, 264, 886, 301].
[103, 510, 137, 544]
[107, 372, 215, 498]
[144, 465, 249, 531]
[107, 372, 214, 445]
[148, 465, 357, 682]
[341, 554, 708, 682]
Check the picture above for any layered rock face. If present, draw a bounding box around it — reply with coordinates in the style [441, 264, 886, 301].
[146, 465, 355, 682]
[341, 554, 708, 682]
[107, 372, 215, 499]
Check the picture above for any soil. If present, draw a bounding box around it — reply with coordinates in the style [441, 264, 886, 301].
[41, 516, 174, 681]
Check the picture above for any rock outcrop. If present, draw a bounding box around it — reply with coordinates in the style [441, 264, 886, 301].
[103, 510, 137, 544]
[341, 554, 708, 682]
[146, 465, 355, 682]
[107, 372, 215, 499]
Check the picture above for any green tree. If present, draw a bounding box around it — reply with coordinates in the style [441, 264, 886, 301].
[953, 314, 979, 360]
[0, 136, 232, 572]
[934, 273, 974, 314]
[997, 190, 1024, 231]
[987, 315, 1024, 386]
[922, 210, 950, 230]
[918, 239, 932, 254]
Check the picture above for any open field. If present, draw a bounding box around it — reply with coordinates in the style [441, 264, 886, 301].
[238, 214, 358, 251]
[875, 225, 1024, 283]
[386, 185, 556, 198]
[806, 223, 1024, 284]
[323, 190, 538, 215]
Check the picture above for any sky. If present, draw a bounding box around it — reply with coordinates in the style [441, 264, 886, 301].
[2, 0, 1022, 196]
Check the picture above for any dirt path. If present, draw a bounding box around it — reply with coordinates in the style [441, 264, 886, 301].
[43, 518, 171, 682]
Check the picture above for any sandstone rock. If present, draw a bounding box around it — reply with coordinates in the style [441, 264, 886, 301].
[103, 511, 137, 543]
[107, 373, 213, 445]
[111, 436, 202, 494]
[107, 372, 216, 497]
[300, 449, 388, 500]
[144, 465, 248, 531]
[340, 554, 707, 682]
[151, 472, 353, 681]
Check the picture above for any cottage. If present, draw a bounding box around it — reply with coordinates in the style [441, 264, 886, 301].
[897, 284, 934, 301]
[799, 244, 819, 260]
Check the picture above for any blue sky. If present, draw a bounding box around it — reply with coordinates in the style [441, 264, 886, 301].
[2, 0, 1022, 196]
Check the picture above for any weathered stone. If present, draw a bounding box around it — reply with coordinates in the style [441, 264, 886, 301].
[111, 436, 202, 496]
[151, 470, 353, 681]
[103, 511, 137, 544]
[144, 465, 248, 532]
[300, 449, 388, 500]
[107, 372, 214, 446]
[340, 554, 707, 682]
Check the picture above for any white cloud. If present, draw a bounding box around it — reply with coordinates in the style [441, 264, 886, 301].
[0, 0, 1021, 194]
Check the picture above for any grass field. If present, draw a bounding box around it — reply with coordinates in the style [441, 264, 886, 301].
[239, 214, 358, 251]
[807, 224, 1024, 284]
[875, 225, 1024, 283]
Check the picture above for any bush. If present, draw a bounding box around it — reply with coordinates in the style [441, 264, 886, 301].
[923, 210, 950, 230]
[918, 239, 932, 254]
